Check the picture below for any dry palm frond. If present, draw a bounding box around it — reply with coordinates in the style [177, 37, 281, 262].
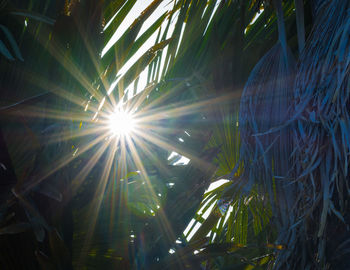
[238, 0, 295, 228]
[294, 0, 305, 54]
[64, 0, 79, 16]
[239, 41, 295, 220]
[278, 0, 350, 268]
[310, 0, 329, 18]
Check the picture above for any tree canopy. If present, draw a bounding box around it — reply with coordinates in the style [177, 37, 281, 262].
[0, 0, 350, 269]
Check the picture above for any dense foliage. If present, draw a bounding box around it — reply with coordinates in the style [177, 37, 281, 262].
[0, 0, 349, 269]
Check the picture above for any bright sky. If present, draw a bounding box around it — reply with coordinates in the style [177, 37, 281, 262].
[101, 0, 261, 101]
[183, 179, 230, 241]
[102, 0, 177, 99]
[101, 0, 226, 100]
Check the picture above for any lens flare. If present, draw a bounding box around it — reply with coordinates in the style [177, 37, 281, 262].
[108, 109, 135, 136]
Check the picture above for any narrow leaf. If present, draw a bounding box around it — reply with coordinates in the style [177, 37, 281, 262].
[0, 24, 23, 61]
[0, 222, 31, 234]
[0, 40, 14, 60]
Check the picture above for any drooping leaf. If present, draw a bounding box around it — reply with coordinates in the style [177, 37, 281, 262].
[0, 24, 23, 61]
[0, 39, 14, 60]
[0, 222, 31, 235]
[10, 10, 55, 25]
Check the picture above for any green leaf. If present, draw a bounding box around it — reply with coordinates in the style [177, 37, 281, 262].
[0, 24, 23, 61]
[35, 250, 56, 270]
[0, 40, 14, 60]
[125, 171, 140, 179]
[10, 10, 55, 25]
[189, 209, 221, 243]
[49, 229, 70, 268]
[115, 38, 172, 97]
[126, 11, 168, 63]
[103, 0, 138, 48]
[0, 222, 31, 234]
[103, 0, 127, 24]
[34, 183, 62, 202]
[103, 0, 164, 78]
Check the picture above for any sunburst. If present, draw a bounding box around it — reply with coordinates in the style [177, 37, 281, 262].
[7, 29, 237, 264]
[108, 107, 136, 136]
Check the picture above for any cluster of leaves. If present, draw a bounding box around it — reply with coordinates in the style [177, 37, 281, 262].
[1, 0, 350, 270]
[0, 0, 283, 269]
[238, 0, 350, 269]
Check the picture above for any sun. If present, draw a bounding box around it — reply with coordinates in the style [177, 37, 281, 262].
[108, 108, 135, 136]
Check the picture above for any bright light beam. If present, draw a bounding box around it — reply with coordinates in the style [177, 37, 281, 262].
[108, 108, 135, 136]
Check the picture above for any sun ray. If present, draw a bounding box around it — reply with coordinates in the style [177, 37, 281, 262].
[46, 41, 104, 102]
[23, 24, 111, 112]
[134, 128, 215, 170]
[4, 22, 244, 264]
[75, 25, 111, 93]
[45, 126, 109, 144]
[78, 139, 118, 266]
[21, 132, 111, 195]
[13, 68, 92, 112]
[134, 97, 223, 123]
[9, 106, 92, 123]
[129, 135, 173, 177]
[69, 137, 117, 196]
[108, 108, 135, 136]
[124, 135, 178, 245]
